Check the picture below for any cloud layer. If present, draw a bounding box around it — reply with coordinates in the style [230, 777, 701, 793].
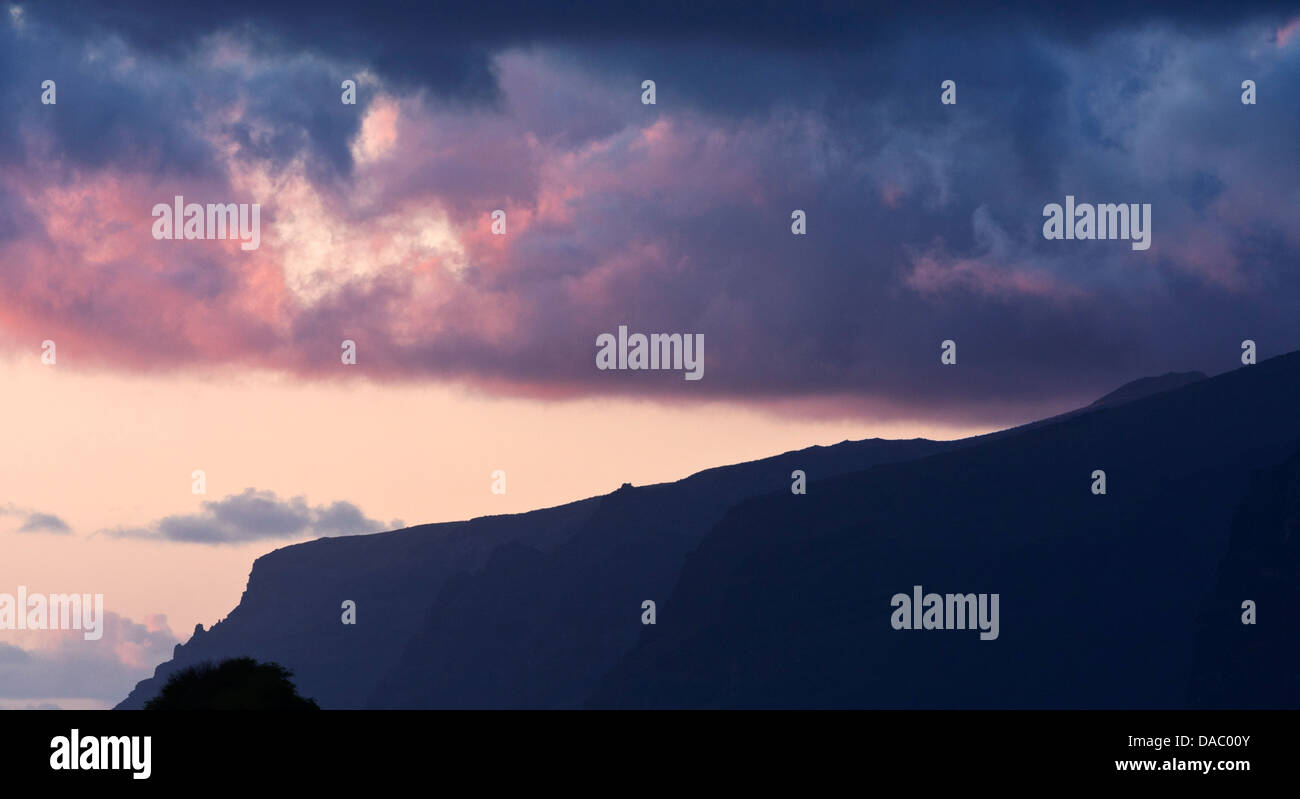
[0, 611, 177, 707]
[1, 5, 1298, 423]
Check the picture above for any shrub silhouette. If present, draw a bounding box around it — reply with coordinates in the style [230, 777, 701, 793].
[144, 657, 320, 710]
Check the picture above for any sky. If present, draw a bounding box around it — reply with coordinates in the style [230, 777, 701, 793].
[1, 1, 1298, 707]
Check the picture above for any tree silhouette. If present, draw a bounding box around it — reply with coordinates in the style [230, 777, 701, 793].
[144, 657, 320, 710]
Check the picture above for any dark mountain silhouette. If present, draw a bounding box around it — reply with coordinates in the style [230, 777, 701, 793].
[118, 436, 951, 709]
[144, 657, 318, 710]
[587, 354, 1299, 707]
[367, 438, 962, 708]
[1187, 443, 1300, 707]
[1087, 370, 1207, 409]
[118, 497, 605, 709]
[118, 353, 1299, 709]
[967, 369, 1209, 443]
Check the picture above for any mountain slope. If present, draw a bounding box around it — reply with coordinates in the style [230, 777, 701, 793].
[365, 365, 1241, 709]
[367, 437, 944, 708]
[1188, 442, 1300, 707]
[119, 355, 1296, 710]
[117, 437, 951, 709]
[117, 496, 602, 709]
[586, 354, 1300, 707]
[1087, 371, 1207, 409]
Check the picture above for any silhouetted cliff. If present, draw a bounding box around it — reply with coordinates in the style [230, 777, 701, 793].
[120, 352, 1300, 709]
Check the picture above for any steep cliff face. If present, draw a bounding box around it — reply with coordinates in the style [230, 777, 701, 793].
[117, 497, 604, 709]
[118, 437, 952, 709]
[120, 353, 1300, 710]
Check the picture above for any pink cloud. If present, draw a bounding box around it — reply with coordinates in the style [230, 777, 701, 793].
[906, 253, 1083, 300]
[1276, 16, 1300, 47]
[0, 610, 178, 704]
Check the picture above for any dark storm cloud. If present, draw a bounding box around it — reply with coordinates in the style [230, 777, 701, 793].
[0, 22, 219, 175]
[2, 2, 1299, 425]
[249, 20, 1300, 424]
[0, 11, 367, 182]
[26, 1, 1300, 55]
[222, 58, 369, 183]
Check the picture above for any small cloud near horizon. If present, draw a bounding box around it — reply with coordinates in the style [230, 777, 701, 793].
[0, 612, 179, 706]
[0, 505, 72, 535]
[101, 488, 402, 545]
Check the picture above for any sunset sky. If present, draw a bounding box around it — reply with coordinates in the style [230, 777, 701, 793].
[2, 1, 1298, 707]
